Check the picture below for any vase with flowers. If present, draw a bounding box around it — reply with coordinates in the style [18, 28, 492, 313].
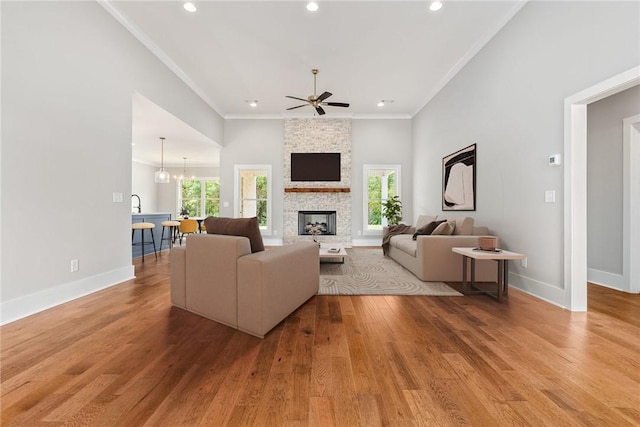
[305, 223, 325, 244]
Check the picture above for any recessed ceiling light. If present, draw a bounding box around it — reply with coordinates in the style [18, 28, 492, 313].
[183, 2, 197, 13]
[377, 101, 385, 107]
[429, 1, 443, 12]
[306, 2, 319, 12]
[249, 100, 258, 108]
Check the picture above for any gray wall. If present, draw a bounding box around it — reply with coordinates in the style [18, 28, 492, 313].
[221, 119, 285, 240]
[587, 86, 640, 281]
[132, 162, 159, 212]
[412, 1, 639, 306]
[1, 2, 223, 322]
[352, 119, 413, 244]
[221, 118, 413, 245]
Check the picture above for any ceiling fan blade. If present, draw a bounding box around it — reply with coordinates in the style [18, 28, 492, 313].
[324, 102, 350, 108]
[287, 104, 308, 110]
[317, 91, 332, 102]
[315, 105, 326, 115]
[286, 95, 309, 102]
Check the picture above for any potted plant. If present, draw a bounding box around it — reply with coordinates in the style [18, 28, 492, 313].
[382, 195, 403, 225]
[179, 207, 190, 219]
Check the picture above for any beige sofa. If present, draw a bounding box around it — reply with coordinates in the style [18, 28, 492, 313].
[170, 234, 319, 338]
[384, 215, 498, 282]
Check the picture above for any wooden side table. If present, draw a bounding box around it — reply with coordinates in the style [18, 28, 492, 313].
[452, 247, 526, 301]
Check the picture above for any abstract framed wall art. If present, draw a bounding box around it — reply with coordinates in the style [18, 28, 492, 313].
[442, 143, 476, 211]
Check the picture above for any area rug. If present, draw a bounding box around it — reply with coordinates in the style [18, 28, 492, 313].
[318, 248, 462, 296]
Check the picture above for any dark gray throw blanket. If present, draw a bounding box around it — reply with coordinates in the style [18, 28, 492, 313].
[382, 224, 413, 255]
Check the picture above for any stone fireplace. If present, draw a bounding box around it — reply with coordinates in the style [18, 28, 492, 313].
[283, 118, 352, 246]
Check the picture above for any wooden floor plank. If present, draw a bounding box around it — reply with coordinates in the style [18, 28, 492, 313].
[1, 256, 638, 426]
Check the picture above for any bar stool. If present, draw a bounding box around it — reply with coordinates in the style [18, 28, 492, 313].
[132, 222, 157, 262]
[160, 220, 181, 253]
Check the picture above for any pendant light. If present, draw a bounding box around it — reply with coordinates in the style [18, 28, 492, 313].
[174, 156, 195, 180]
[154, 137, 170, 183]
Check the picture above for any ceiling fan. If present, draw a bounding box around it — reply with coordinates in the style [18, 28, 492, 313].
[286, 69, 350, 115]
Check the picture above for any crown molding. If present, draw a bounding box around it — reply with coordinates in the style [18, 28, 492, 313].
[98, 0, 225, 117]
[412, 0, 528, 117]
[224, 113, 411, 120]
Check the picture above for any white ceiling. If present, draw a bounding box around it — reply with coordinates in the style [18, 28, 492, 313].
[132, 93, 221, 167]
[111, 1, 526, 167]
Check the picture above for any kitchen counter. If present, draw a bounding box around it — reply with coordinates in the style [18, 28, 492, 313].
[132, 212, 173, 217]
[132, 213, 173, 258]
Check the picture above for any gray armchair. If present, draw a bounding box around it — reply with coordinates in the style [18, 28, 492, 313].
[170, 234, 319, 338]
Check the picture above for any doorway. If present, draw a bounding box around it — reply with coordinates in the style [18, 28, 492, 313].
[564, 66, 640, 311]
[623, 115, 640, 293]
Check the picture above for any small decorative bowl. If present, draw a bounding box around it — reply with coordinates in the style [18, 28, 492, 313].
[478, 236, 497, 251]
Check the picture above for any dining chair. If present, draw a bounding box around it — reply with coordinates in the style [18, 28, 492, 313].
[178, 219, 198, 245]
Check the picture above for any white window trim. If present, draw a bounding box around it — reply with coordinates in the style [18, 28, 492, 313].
[234, 164, 272, 235]
[363, 164, 401, 236]
[176, 176, 220, 217]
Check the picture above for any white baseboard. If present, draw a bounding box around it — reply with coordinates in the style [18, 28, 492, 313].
[265, 238, 381, 247]
[352, 238, 381, 247]
[587, 268, 626, 291]
[263, 238, 283, 246]
[1, 265, 135, 325]
[509, 272, 567, 309]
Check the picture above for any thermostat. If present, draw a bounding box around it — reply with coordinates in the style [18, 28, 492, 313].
[549, 154, 561, 166]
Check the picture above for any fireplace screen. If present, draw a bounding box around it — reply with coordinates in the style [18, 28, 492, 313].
[298, 211, 337, 236]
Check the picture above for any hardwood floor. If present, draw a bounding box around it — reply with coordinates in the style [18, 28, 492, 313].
[2, 252, 639, 426]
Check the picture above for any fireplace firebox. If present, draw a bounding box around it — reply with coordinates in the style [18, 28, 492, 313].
[298, 211, 337, 236]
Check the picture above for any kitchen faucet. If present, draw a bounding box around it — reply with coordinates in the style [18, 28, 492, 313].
[132, 194, 141, 213]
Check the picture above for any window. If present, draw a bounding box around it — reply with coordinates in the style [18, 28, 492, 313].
[363, 165, 401, 234]
[234, 165, 272, 234]
[178, 178, 220, 217]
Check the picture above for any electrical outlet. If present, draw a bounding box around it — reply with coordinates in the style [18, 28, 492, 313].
[545, 190, 556, 203]
[70, 259, 79, 272]
[521, 257, 527, 268]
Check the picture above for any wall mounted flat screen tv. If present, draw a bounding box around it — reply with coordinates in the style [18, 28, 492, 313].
[291, 153, 341, 182]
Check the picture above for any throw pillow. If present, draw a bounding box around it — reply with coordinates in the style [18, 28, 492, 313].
[431, 221, 455, 235]
[203, 216, 265, 253]
[412, 220, 447, 240]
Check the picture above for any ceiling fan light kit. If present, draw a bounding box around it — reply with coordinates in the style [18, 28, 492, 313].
[286, 69, 350, 116]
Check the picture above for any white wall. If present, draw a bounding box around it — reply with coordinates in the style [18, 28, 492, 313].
[412, 1, 639, 307]
[587, 85, 640, 288]
[1, 2, 223, 323]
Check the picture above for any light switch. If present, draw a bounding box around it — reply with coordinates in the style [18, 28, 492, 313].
[223, 201, 229, 208]
[545, 190, 556, 203]
[112, 192, 123, 203]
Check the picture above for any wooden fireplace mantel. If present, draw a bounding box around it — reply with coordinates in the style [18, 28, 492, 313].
[285, 187, 351, 193]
